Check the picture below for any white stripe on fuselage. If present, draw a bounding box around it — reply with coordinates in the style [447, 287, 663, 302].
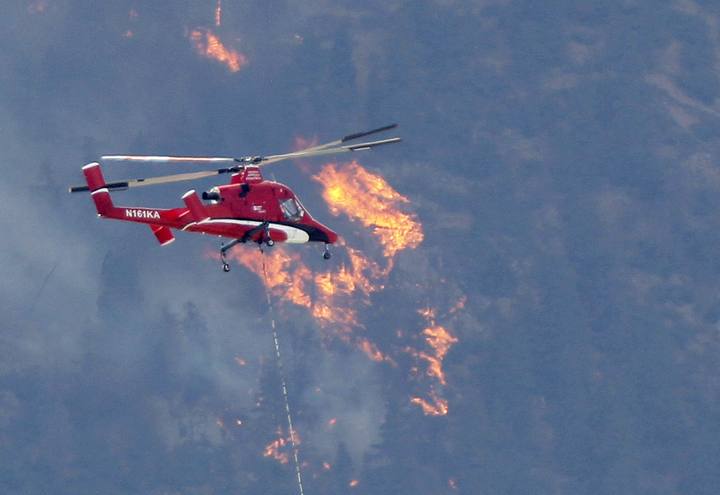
[183, 219, 310, 244]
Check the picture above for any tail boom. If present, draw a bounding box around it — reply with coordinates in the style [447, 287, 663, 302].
[81, 162, 184, 228]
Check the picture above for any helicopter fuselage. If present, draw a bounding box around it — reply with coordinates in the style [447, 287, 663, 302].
[82, 163, 338, 248]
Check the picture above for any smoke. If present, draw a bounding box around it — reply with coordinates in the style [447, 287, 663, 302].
[0, 3, 472, 491]
[301, 351, 386, 469]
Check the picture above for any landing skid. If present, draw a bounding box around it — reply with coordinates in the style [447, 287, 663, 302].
[220, 222, 273, 272]
[219, 227, 331, 272]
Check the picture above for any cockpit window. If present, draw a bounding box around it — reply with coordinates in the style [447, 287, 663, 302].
[279, 197, 304, 221]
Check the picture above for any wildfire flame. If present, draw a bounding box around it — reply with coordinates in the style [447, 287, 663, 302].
[357, 337, 392, 363]
[412, 324, 458, 386]
[238, 249, 312, 308]
[313, 161, 423, 261]
[263, 427, 299, 465]
[410, 388, 449, 416]
[408, 304, 459, 416]
[234, 161, 421, 348]
[227, 160, 461, 418]
[189, 28, 247, 73]
[234, 246, 393, 362]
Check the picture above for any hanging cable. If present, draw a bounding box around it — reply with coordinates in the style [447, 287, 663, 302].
[261, 254, 306, 495]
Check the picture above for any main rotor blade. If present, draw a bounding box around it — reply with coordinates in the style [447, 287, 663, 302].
[341, 123, 398, 143]
[101, 155, 237, 164]
[71, 126, 401, 192]
[99, 125, 399, 166]
[260, 137, 401, 165]
[69, 168, 234, 193]
[299, 123, 398, 153]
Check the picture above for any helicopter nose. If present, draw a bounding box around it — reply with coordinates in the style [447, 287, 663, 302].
[309, 223, 338, 244]
[325, 228, 339, 244]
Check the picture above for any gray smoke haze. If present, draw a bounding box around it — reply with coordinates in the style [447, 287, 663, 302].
[5, 1, 720, 494]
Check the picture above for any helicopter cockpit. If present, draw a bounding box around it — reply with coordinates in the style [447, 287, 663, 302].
[279, 197, 304, 222]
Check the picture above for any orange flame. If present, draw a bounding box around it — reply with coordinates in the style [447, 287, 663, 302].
[263, 427, 299, 465]
[263, 437, 289, 464]
[418, 307, 436, 321]
[410, 388, 449, 416]
[411, 308, 458, 385]
[232, 245, 399, 365]
[189, 28, 247, 73]
[227, 161, 463, 417]
[314, 161, 423, 260]
[214, 0, 222, 26]
[237, 249, 312, 308]
[349, 479, 360, 488]
[357, 338, 393, 363]
[415, 325, 458, 385]
[231, 245, 391, 353]
[227, 160, 422, 364]
[408, 306, 458, 415]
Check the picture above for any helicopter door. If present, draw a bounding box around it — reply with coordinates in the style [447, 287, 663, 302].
[245, 186, 272, 218]
[250, 200, 270, 217]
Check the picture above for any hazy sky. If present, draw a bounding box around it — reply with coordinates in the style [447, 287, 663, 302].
[3, 1, 720, 494]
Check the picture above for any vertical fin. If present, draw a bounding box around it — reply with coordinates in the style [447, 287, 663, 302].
[150, 224, 175, 246]
[83, 163, 114, 216]
[181, 190, 210, 222]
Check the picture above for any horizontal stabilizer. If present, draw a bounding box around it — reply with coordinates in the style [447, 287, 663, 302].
[150, 224, 174, 246]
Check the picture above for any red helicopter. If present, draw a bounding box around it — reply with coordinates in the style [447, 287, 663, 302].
[70, 124, 400, 272]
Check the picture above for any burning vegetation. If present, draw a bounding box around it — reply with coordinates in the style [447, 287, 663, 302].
[231, 160, 422, 344]
[229, 159, 461, 416]
[188, 27, 247, 73]
[408, 305, 459, 416]
[314, 161, 424, 261]
[263, 427, 299, 465]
